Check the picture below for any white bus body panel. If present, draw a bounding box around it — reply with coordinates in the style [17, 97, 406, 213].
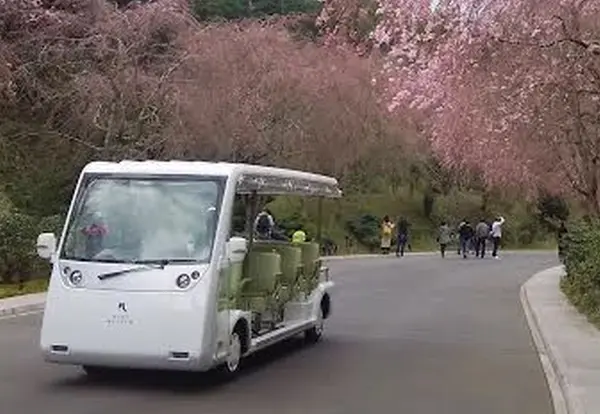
[40, 262, 218, 371]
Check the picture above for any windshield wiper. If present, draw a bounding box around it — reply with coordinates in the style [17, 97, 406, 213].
[97, 260, 168, 280]
[97, 258, 203, 280]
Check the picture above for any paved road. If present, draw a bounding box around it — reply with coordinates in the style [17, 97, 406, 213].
[0, 252, 558, 414]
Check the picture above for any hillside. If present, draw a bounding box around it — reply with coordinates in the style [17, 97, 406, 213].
[0, 0, 566, 284]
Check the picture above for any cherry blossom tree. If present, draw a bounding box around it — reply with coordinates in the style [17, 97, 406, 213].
[315, 0, 600, 211]
[0, 0, 403, 184]
[365, 0, 600, 212]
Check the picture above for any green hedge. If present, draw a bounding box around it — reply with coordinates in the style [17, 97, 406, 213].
[0, 211, 63, 284]
[561, 218, 600, 327]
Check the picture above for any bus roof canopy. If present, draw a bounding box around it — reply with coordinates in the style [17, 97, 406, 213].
[82, 160, 342, 198]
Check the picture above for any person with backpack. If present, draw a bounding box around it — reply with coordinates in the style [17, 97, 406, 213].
[474, 218, 490, 258]
[254, 208, 275, 240]
[380, 215, 395, 254]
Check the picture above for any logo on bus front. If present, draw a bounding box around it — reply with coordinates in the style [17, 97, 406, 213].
[105, 302, 133, 325]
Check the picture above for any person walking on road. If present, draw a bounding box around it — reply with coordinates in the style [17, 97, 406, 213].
[490, 215, 506, 259]
[557, 220, 568, 264]
[474, 218, 490, 258]
[380, 215, 395, 255]
[437, 221, 451, 258]
[456, 220, 466, 255]
[396, 216, 409, 257]
[458, 219, 474, 259]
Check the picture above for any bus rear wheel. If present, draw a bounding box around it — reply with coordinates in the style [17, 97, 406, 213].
[305, 307, 324, 343]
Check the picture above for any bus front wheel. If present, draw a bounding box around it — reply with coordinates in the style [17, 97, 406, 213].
[82, 365, 116, 379]
[216, 324, 246, 379]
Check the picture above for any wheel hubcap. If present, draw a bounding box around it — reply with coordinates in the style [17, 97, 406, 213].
[227, 333, 241, 372]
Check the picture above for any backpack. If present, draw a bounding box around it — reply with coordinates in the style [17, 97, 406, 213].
[256, 213, 272, 234]
[382, 223, 392, 236]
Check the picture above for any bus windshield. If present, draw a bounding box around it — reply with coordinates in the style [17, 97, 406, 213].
[60, 176, 222, 264]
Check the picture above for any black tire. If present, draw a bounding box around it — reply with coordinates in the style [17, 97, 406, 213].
[82, 365, 116, 379]
[215, 326, 245, 380]
[305, 307, 324, 343]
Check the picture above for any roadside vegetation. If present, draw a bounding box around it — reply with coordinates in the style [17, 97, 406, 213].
[2, 0, 594, 293]
[561, 219, 600, 328]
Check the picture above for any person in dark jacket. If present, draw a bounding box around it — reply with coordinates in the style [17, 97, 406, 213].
[557, 220, 568, 263]
[396, 217, 409, 257]
[458, 219, 474, 259]
[474, 218, 490, 258]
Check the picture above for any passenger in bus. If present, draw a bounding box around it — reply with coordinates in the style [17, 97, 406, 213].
[254, 208, 275, 239]
[292, 228, 307, 244]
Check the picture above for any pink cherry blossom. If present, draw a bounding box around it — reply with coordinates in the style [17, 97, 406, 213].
[362, 0, 600, 212]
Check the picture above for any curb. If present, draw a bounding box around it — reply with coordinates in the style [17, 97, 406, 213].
[0, 293, 46, 319]
[322, 249, 555, 261]
[519, 266, 569, 414]
[323, 252, 437, 260]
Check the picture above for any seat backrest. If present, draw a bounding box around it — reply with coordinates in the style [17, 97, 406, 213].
[245, 250, 281, 292]
[298, 242, 320, 279]
[227, 261, 245, 294]
[253, 241, 301, 285]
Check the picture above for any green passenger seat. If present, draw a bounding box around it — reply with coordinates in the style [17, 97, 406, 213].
[218, 261, 250, 310]
[253, 241, 303, 300]
[296, 242, 320, 294]
[241, 250, 283, 313]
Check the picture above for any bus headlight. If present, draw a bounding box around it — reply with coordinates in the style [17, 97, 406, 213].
[68, 270, 83, 286]
[176, 274, 191, 289]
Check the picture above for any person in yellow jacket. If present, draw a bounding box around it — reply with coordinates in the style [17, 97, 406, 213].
[292, 228, 306, 244]
[380, 215, 395, 254]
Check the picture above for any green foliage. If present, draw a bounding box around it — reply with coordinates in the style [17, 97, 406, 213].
[0, 212, 39, 283]
[264, 182, 558, 255]
[536, 193, 570, 232]
[191, 0, 321, 21]
[38, 214, 64, 238]
[346, 213, 380, 251]
[0, 278, 49, 299]
[0, 122, 85, 218]
[561, 218, 600, 327]
[0, 208, 62, 284]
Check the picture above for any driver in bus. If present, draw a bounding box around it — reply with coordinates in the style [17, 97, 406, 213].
[82, 211, 108, 259]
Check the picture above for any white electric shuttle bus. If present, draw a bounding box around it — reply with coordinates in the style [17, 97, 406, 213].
[36, 161, 340, 377]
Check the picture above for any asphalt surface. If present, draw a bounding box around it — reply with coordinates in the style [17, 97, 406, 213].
[0, 252, 558, 414]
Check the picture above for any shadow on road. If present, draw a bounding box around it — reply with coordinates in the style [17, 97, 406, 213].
[47, 336, 320, 394]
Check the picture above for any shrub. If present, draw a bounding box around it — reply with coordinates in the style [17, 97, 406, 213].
[0, 212, 39, 284]
[38, 214, 64, 238]
[346, 213, 380, 252]
[561, 218, 600, 327]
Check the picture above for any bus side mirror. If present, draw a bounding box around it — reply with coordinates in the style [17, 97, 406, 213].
[37, 232, 57, 260]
